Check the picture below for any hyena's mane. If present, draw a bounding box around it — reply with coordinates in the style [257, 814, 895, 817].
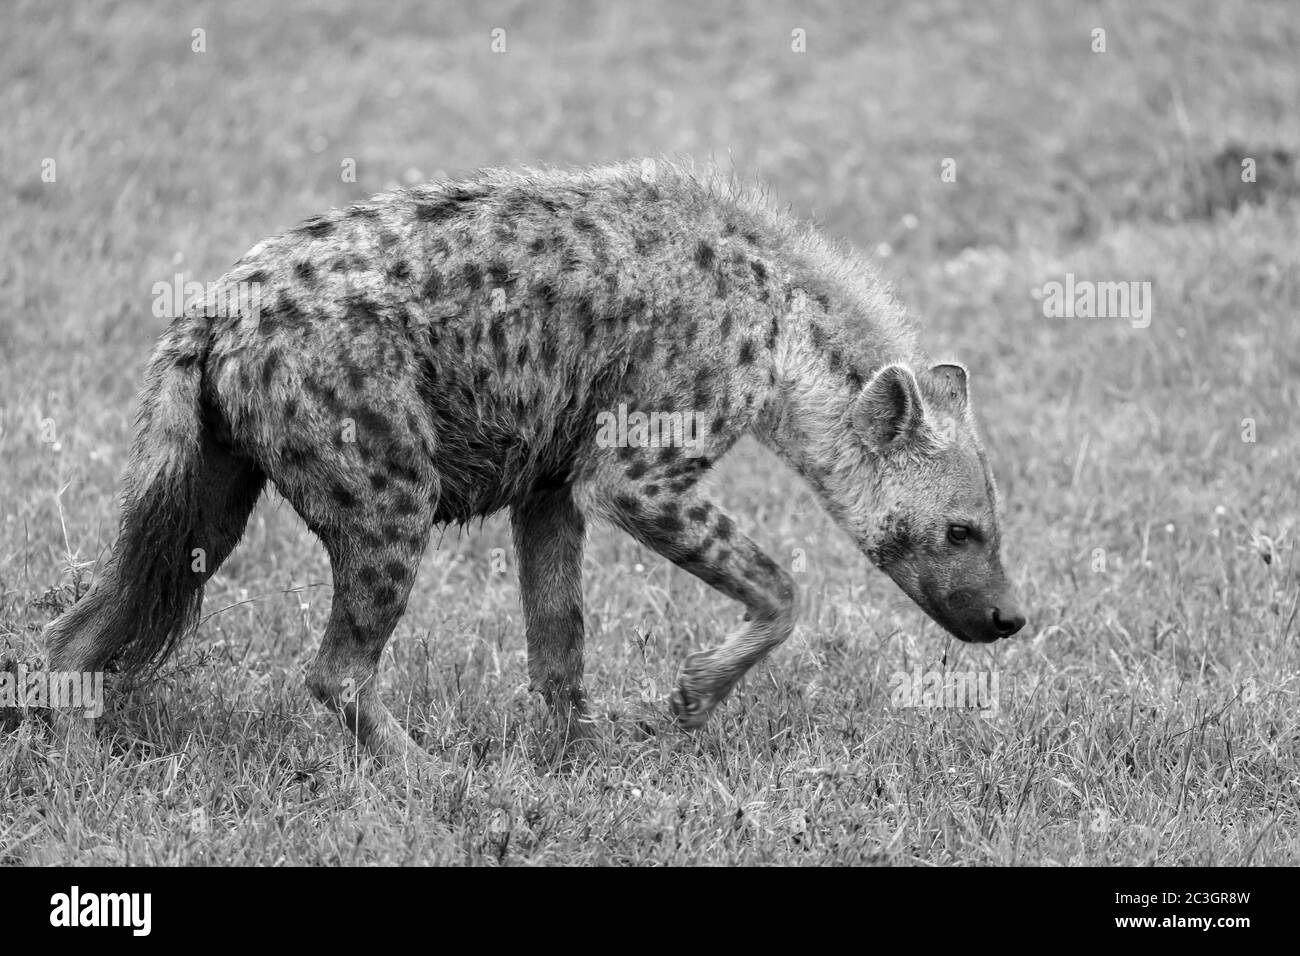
[641, 159, 921, 365]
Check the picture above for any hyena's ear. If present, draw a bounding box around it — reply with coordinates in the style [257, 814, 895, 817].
[920, 362, 969, 410]
[853, 363, 925, 451]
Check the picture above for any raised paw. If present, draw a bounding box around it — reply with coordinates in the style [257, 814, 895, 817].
[670, 647, 745, 729]
[668, 683, 713, 729]
[669, 655, 722, 729]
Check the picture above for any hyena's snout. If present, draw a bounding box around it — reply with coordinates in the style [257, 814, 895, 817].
[919, 577, 1026, 644]
[945, 588, 1026, 643]
[988, 601, 1026, 639]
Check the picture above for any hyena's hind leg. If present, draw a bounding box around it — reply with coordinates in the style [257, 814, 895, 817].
[576, 453, 798, 729]
[244, 331, 441, 767]
[306, 518, 433, 765]
[511, 484, 588, 739]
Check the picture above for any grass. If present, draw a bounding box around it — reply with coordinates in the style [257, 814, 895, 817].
[2, 0, 1298, 865]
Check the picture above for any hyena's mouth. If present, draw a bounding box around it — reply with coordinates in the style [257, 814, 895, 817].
[932, 613, 990, 644]
[920, 602, 1000, 645]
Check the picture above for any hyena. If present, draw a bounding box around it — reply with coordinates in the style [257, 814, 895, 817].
[45, 160, 1025, 765]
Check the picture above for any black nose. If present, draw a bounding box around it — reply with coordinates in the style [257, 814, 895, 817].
[991, 607, 1026, 637]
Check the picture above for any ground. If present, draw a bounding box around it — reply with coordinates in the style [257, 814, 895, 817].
[1, 0, 1297, 864]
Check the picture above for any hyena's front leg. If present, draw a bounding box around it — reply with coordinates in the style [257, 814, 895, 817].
[510, 484, 589, 735]
[578, 460, 798, 729]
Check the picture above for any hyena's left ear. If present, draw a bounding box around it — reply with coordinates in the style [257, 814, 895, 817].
[920, 362, 969, 411]
[853, 363, 925, 451]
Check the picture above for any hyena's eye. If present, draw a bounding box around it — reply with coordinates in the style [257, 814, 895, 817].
[947, 524, 971, 544]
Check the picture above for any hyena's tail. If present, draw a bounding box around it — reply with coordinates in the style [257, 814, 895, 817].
[45, 319, 265, 676]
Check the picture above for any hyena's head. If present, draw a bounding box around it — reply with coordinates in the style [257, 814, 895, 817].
[849, 361, 1025, 643]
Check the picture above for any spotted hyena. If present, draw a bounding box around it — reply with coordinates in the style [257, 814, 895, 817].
[45, 160, 1025, 766]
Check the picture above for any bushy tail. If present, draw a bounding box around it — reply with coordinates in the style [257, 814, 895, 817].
[46, 329, 259, 676]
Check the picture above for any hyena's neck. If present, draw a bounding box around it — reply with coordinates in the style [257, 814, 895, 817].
[754, 304, 919, 539]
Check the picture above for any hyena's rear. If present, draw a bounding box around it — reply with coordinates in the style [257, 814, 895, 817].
[46, 161, 1024, 765]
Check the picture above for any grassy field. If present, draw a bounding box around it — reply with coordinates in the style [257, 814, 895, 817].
[2, 0, 1298, 865]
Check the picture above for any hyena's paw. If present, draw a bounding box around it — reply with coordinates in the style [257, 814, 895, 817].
[372, 749, 446, 799]
[536, 687, 594, 735]
[669, 650, 726, 729]
[540, 714, 605, 766]
[44, 709, 101, 753]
